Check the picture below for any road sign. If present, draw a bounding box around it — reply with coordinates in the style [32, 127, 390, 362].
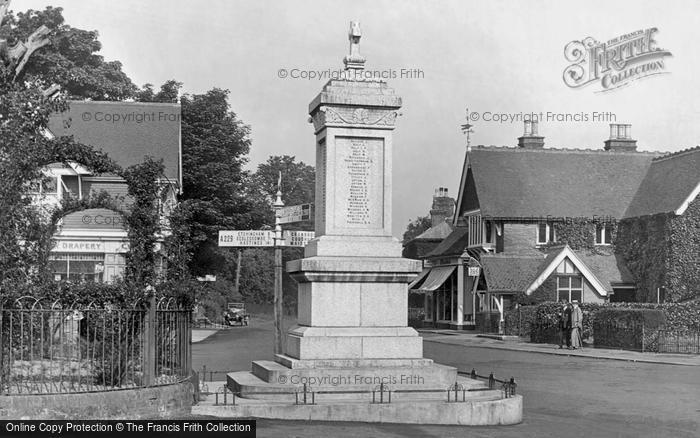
[284, 230, 315, 247]
[468, 267, 481, 277]
[218, 230, 274, 247]
[278, 203, 313, 224]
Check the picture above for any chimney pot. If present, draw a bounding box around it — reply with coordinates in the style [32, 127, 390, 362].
[605, 124, 637, 151]
[518, 120, 545, 149]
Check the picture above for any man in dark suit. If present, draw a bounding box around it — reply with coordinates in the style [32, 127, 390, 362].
[561, 302, 573, 349]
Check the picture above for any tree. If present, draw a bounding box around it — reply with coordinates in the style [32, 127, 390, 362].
[157, 86, 262, 277]
[0, 4, 121, 285]
[135, 80, 182, 103]
[403, 215, 432, 243]
[231, 156, 316, 306]
[251, 155, 315, 229]
[0, 5, 137, 99]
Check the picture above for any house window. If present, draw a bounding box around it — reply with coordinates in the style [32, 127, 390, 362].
[595, 224, 611, 245]
[537, 223, 556, 245]
[557, 276, 583, 302]
[29, 176, 59, 195]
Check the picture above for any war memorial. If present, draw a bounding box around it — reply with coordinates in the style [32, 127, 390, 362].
[226, 22, 523, 425]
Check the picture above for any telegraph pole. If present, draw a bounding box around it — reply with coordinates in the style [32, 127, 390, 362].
[272, 172, 285, 355]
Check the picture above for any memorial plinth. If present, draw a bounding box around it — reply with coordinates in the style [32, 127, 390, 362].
[287, 82, 422, 354]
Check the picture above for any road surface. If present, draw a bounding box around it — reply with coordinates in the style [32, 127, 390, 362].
[193, 319, 700, 438]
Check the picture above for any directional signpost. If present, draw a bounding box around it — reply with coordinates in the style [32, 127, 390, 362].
[283, 230, 315, 247]
[218, 230, 275, 247]
[217, 174, 315, 356]
[278, 203, 313, 224]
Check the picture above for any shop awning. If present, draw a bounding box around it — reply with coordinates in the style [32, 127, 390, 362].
[418, 266, 456, 292]
[408, 268, 431, 290]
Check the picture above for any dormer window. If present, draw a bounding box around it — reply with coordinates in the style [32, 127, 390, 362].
[537, 223, 555, 245]
[595, 223, 611, 245]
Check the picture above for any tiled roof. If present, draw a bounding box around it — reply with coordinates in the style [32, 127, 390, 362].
[48, 101, 181, 182]
[85, 180, 133, 210]
[533, 245, 634, 293]
[481, 253, 546, 292]
[624, 147, 700, 218]
[480, 247, 634, 294]
[576, 251, 635, 291]
[425, 227, 469, 258]
[414, 221, 454, 240]
[466, 146, 661, 219]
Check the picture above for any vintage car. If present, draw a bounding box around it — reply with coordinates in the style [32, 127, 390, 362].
[224, 302, 249, 326]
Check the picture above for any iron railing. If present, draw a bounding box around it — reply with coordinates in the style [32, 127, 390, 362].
[0, 296, 191, 394]
[198, 368, 517, 406]
[657, 330, 700, 354]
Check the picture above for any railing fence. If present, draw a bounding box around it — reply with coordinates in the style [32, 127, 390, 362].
[0, 295, 191, 395]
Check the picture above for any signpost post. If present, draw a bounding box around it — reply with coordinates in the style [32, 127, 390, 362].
[272, 175, 285, 356]
[217, 174, 314, 356]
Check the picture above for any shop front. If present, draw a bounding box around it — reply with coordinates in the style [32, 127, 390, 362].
[50, 208, 129, 283]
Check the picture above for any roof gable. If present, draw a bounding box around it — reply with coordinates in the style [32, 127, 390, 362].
[524, 245, 609, 297]
[624, 147, 700, 218]
[462, 147, 658, 219]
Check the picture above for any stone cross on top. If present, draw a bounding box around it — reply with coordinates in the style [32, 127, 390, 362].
[343, 21, 366, 71]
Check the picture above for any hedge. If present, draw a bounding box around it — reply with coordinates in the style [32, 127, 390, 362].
[514, 301, 700, 350]
[592, 308, 665, 351]
[504, 305, 538, 337]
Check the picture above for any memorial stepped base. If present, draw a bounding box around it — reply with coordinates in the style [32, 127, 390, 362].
[198, 379, 524, 425]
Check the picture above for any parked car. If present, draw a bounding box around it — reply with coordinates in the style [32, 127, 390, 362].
[224, 302, 249, 326]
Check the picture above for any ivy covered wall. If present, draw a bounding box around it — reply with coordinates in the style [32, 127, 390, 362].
[667, 197, 700, 302]
[616, 213, 669, 302]
[617, 197, 700, 303]
[551, 218, 618, 253]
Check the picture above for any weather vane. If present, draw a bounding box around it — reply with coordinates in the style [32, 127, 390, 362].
[461, 117, 475, 152]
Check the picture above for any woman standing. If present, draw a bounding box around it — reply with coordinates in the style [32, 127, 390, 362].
[570, 301, 583, 349]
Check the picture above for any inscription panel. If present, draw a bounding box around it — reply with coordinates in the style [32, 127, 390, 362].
[316, 139, 327, 235]
[334, 137, 384, 230]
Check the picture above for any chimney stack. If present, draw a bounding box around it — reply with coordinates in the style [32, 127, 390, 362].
[518, 119, 545, 149]
[430, 187, 455, 227]
[604, 124, 637, 151]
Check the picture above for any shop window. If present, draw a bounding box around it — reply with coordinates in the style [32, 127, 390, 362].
[49, 252, 105, 282]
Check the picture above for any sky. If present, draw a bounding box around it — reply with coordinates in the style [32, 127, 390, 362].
[13, 0, 700, 239]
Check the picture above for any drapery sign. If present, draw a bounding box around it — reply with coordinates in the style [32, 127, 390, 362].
[218, 230, 274, 247]
[284, 230, 315, 247]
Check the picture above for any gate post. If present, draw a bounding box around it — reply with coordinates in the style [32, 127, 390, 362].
[143, 294, 156, 386]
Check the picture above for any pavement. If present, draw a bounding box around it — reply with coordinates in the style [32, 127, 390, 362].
[418, 329, 700, 366]
[192, 325, 700, 365]
[192, 328, 223, 343]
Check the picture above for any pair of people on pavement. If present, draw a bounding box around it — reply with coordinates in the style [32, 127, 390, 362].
[558, 301, 583, 349]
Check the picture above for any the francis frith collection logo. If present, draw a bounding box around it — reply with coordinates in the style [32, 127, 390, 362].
[563, 28, 672, 92]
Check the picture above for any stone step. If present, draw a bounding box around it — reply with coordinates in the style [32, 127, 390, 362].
[251, 359, 460, 388]
[229, 371, 490, 402]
